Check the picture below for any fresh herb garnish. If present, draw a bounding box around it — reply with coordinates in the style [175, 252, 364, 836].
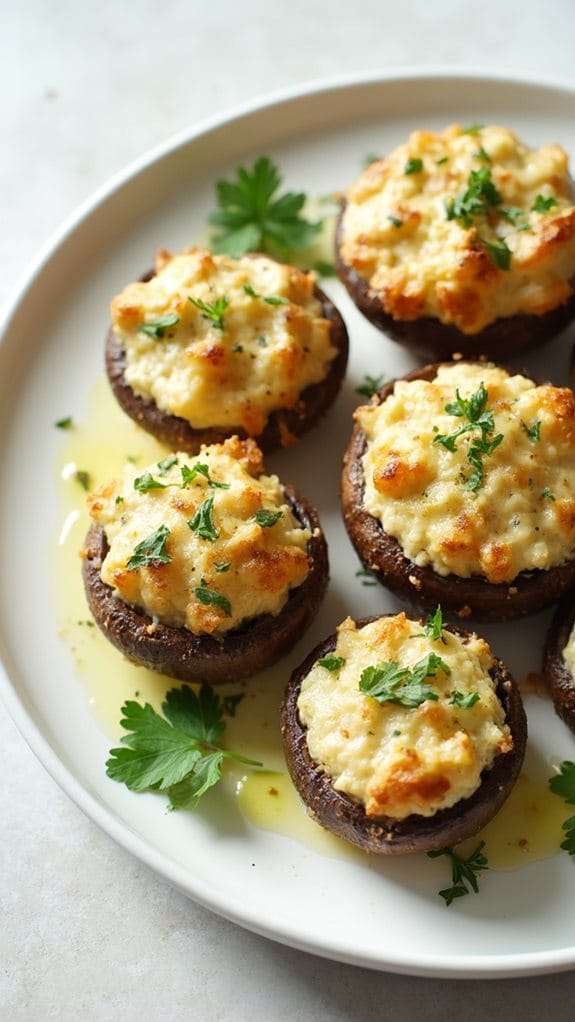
[138, 313, 180, 339]
[387, 215, 403, 228]
[405, 158, 423, 175]
[222, 693, 245, 718]
[208, 155, 320, 258]
[355, 567, 378, 586]
[532, 194, 558, 213]
[359, 652, 450, 709]
[127, 524, 171, 570]
[313, 260, 336, 277]
[428, 842, 488, 905]
[55, 416, 73, 429]
[243, 284, 288, 306]
[474, 146, 491, 163]
[75, 469, 91, 491]
[214, 561, 231, 573]
[188, 495, 218, 541]
[521, 419, 541, 443]
[541, 487, 555, 501]
[445, 167, 502, 228]
[134, 471, 167, 493]
[194, 581, 232, 616]
[500, 206, 528, 228]
[363, 152, 382, 168]
[356, 373, 386, 399]
[450, 690, 480, 708]
[254, 508, 284, 528]
[433, 382, 503, 493]
[157, 455, 179, 475]
[480, 236, 511, 271]
[423, 605, 444, 641]
[106, 684, 261, 810]
[317, 656, 346, 672]
[181, 462, 230, 489]
[462, 123, 484, 135]
[548, 761, 575, 855]
[188, 295, 230, 331]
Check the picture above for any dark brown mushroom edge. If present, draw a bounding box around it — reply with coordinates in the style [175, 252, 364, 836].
[335, 122, 575, 363]
[341, 362, 575, 622]
[543, 594, 575, 734]
[106, 258, 349, 454]
[82, 483, 328, 685]
[281, 614, 527, 855]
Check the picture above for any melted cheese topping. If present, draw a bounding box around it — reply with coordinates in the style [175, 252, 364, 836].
[356, 363, 575, 583]
[562, 623, 575, 678]
[339, 124, 575, 333]
[86, 436, 311, 635]
[297, 614, 511, 819]
[111, 248, 337, 434]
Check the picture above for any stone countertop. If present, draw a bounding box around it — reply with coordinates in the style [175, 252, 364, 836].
[3, 1, 575, 1018]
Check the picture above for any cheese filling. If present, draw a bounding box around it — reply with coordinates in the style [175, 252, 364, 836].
[357, 363, 575, 583]
[86, 437, 312, 635]
[111, 248, 337, 433]
[297, 614, 512, 819]
[339, 124, 575, 334]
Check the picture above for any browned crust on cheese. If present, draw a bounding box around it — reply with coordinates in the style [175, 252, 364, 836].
[335, 204, 575, 362]
[543, 595, 575, 734]
[281, 615, 527, 854]
[82, 484, 328, 684]
[105, 269, 349, 453]
[341, 362, 575, 621]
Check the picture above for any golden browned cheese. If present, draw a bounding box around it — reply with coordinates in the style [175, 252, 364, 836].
[339, 124, 575, 333]
[86, 437, 311, 635]
[111, 248, 337, 431]
[356, 363, 575, 583]
[297, 614, 511, 819]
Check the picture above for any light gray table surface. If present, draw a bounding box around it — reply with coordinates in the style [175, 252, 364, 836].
[3, 2, 575, 1018]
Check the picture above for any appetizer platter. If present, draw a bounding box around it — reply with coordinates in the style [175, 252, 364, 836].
[2, 71, 575, 977]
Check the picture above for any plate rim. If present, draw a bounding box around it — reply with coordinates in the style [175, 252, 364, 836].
[2, 67, 575, 978]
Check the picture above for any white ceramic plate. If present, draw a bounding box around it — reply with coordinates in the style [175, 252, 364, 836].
[2, 71, 575, 978]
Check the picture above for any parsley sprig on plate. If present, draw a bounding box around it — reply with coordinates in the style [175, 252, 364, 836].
[548, 761, 575, 855]
[107, 685, 261, 810]
[208, 155, 321, 259]
[428, 842, 489, 905]
[433, 381, 503, 493]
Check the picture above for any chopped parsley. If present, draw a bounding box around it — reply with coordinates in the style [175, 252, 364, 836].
[180, 462, 230, 489]
[127, 524, 171, 570]
[254, 508, 284, 528]
[404, 157, 423, 175]
[188, 295, 230, 331]
[214, 561, 231, 573]
[355, 567, 378, 587]
[521, 419, 541, 443]
[243, 284, 288, 306]
[474, 146, 491, 163]
[461, 123, 484, 135]
[548, 761, 575, 855]
[194, 581, 232, 617]
[133, 471, 167, 493]
[106, 684, 261, 811]
[433, 382, 503, 493]
[317, 656, 346, 672]
[387, 215, 403, 228]
[532, 194, 558, 213]
[359, 652, 450, 709]
[54, 415, 73, 429]
[75, 469, 91, 491]
[208, 155, 320, 258]
[541, 487, 555, 501]
[138, 313, 180, 339]
[188, 495, 218, 541]
[445, 167, 502, 228]
[313, 260, 336, 277]
[157, 455, 179, 475]
[480, 236, 511, 271]
[450, 690, 480, 708]
[423, 605, 444, 641]
[356, 373, 386, 399]
[428, 842, 488, 905]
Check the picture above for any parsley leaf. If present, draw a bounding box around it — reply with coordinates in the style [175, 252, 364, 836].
[428, 842, 488, 905]
[359, 652, 449, 709]
[317, 655, 346, 672]
[254, 508, 283, 527]
[127, 524, 171, 570]
[243, 284, 288, 306]
[521, 419, 541, 443]
[157, 455, 179, 475]
[355, 567, 378, 586]
[106, 684, 261, 810]
[461, 123, 484, 135]
[434, 382, 503, 493]
[208, 156, 321, 258]
[542, 487, 555, 501]
[480, 236, 511, 271]
[75, 469, 91, 491]
[188, 295, 229, 331]
[194, 581, 232, 617]
[423, 605, 444, 641]
[387, 215, 403, 228]
[181, 462, 230, 489]
[450, 690, 480, 708]
[445, 167, 502, 228]
[134, 471, 167, 493]
[532, 194, 558, 213]
[405, 158, 423, 175]
[55, 415, 73, 429]
[548, 762, 575, 856]
[188, 495, 218, 541]
[356, 373, 386, 399]
[138, 313, 180, 339]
